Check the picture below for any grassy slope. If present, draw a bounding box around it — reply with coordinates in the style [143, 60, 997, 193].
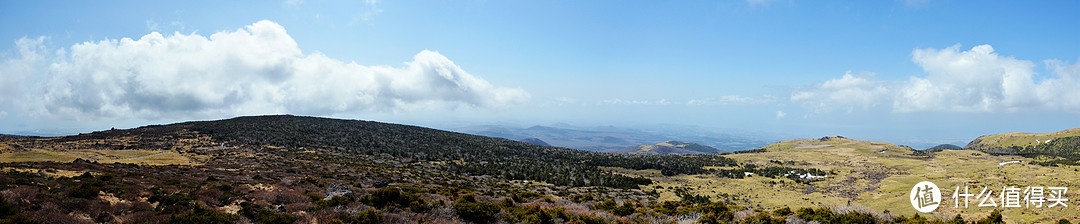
[965, 128, 1080, 152]
[614, 137, 1080, 223]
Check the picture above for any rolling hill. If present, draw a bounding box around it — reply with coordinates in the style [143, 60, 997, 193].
[964, 128, 1080, 153]
[642, 135, 1080, 223]
[964, 128, 1080, 166]
[610, 140, 723, 154]
[926, 144, 962, 150]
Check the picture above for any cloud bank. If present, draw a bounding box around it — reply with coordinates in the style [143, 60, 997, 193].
[793, 44, 1079, 114]
[0, 20, 528, 121]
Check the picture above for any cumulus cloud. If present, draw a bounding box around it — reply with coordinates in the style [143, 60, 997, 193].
[0, 37, 45, 104]
[1040, 59, 1080, 113]
[775, 110, 786, 119]
[792, 44, 1080, 114]
[791, 71, 889, 113]
[0, 20, 528, 121]
[896, 44, 1040, 112]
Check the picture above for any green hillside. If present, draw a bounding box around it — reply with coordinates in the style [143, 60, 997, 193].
[964, 128, 1080, 153]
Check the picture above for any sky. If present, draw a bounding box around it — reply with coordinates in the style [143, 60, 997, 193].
[0, 0, 1077, 148]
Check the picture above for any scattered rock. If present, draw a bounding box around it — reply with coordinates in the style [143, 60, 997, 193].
[275, 204, 287, 213]
[323, 184, 353, 200]
[372, 180, 389, 188]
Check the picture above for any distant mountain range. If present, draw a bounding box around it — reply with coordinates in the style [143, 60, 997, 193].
[609, 141, 722, 154]
[456, 124, 777, 152]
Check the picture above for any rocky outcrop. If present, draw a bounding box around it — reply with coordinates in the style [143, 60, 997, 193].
[323, 184, 353, 200]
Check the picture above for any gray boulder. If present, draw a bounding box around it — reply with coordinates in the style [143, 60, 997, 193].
[323, 184, 353, 200]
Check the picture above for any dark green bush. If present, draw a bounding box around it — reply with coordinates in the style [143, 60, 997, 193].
[0, 214, 39, 224]
[166, 206, 234, 224]
[315, 196, 350, 209]
[739, 211, 784, 224]
[455, 201, 501, 223]
[697, 201, 733, 223]
[68, 183, 99, 199]
[611, 203, 635, 216]
[0, 195, 16, 219]
[337, 209, 381, 224]
[974, 210, 1004, 224]
[795, 207, 874, 224]
[594, 199, 617, 211]
[511, 191, 544, 203]
[239, 202, 298, 224]
[359, 186, 423, 209]
[149, 192, 194, 213]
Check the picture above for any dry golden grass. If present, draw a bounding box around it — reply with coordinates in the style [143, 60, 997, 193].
[2, 167, 94, 178]
[611, 138, 1080, 223]
[0, 149, 203, 165]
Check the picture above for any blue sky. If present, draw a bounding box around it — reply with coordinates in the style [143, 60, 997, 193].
[0, 0, 1077, 148]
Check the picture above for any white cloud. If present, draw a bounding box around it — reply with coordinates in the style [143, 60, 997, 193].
[792, 44, 1080, 114]
[897, 45, 1041, 112]
[775, 110, 786, 119]
[1040, 59, 1080, 113]
[0, 37, 47, 110]
[0, 20, 528, 121]
[791, 71, 889, 113]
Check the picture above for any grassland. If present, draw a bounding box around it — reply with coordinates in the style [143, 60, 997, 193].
[0, 133, 212, 166]
[966, 128, 1080, 150]
[612, 137, 1080, 223]
[0, 149, 202, 165]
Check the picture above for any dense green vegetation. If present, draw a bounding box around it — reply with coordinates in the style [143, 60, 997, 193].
[715, 164, 832, 183]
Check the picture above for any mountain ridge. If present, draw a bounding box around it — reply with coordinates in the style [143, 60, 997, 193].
[611, 140, 723, 154]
